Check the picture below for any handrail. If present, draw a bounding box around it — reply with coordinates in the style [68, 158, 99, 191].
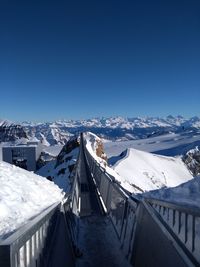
[145, 198, 200, 266]
[146, 198, 200, 217]
[82, 134, 139, 260]
[0, 202, 61, 267]
[83, 141, 139, 203]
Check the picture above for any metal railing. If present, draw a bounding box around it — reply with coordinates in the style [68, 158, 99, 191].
[146, 198, 200, 266]
[0, 202, 61, 267]
[84, 145, 139, 261]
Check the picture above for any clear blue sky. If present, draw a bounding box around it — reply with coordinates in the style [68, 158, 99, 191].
[0, 0, 200, 121]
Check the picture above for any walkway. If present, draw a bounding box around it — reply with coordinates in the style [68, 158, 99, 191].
[75, 135, 131, 267]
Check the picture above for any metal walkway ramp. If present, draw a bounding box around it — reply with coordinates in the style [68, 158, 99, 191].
[76, 215, 130, 267]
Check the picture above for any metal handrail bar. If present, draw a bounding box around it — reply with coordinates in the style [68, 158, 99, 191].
[0, 202, 60, 246]
[0, 201, 61, 267]
[146, 198, 200, 217]
[84, 146, 139, 203]
[144, 200, 200, 267]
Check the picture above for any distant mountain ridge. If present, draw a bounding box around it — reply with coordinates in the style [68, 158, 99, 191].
[0, 119, 27, 142]
[20, 115, 200, 130]
[1, 116, 200, 144]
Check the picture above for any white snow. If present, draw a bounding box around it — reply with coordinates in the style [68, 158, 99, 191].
[0, 161, 64, 240]
[144, 176, 200, 208]
[37, 147, 79, 192]
[85, 132, 196, 206]
[104, 132, 200, 157]
[112, 148, 193, 193]
[43, 145, 63, 157]
[21, 116, 200, 130]
[85, 132, 107, 166]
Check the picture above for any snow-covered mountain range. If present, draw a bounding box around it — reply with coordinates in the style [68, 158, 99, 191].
[21, 115, 200, 129]
[1, 115, 200, 144]
[0, 120, 27, 142]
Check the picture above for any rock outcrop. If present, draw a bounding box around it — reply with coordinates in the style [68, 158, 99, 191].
[0, 121, 27, 142]
[183, 146, 200, 176]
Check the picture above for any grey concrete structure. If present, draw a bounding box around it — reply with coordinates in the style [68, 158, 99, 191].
[2, 142, 42, 171]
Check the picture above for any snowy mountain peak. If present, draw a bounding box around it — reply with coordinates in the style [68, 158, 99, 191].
[1, 115, 200, 144]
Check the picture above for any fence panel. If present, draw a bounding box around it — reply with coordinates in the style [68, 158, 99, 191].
[0, 203, 60, 267]
[147, 199, 200, 265]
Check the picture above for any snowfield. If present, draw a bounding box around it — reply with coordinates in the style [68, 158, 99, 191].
[144, 176, 200, 208]
[104, 131, 200, 157]
[113, 148, 193, 193]
[85, 132, 193, 193]
[37, 147, 79, 192]
[85, 132, 200, 208]
[0, 161, 64, 240]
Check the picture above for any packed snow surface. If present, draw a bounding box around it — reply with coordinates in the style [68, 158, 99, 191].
[113, 148, 193, 193]
[85, 132, 193, 193]
[43, 145, 63, 157]
[0, 161, 64, 240]
[104, 132, 200, 157]
[144, 176, 200, 208]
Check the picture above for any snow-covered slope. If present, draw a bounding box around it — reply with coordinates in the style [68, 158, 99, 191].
[37, 137, 80, 192]
[0, 161, 64, 239]
[144, 176, 200, 208]
[85, 132, 199, 209]
[85, 132, 193, 194]
[104, 131, 200, 157]
[112, 148, 193, 193]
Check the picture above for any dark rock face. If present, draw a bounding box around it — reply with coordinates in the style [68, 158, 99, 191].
[55, 137, 80, 168]
[36, 136, 80, 192]
[0, 124, 27, 142]
[183, 147, 200, 176]
[36, 151, 56, 170]
[23, 123, 73, 145]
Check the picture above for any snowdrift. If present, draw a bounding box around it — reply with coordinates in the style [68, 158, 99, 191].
[144, 176, 200, 208]
[0, 161, 64, 239]
[113, 148, 193, 193]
